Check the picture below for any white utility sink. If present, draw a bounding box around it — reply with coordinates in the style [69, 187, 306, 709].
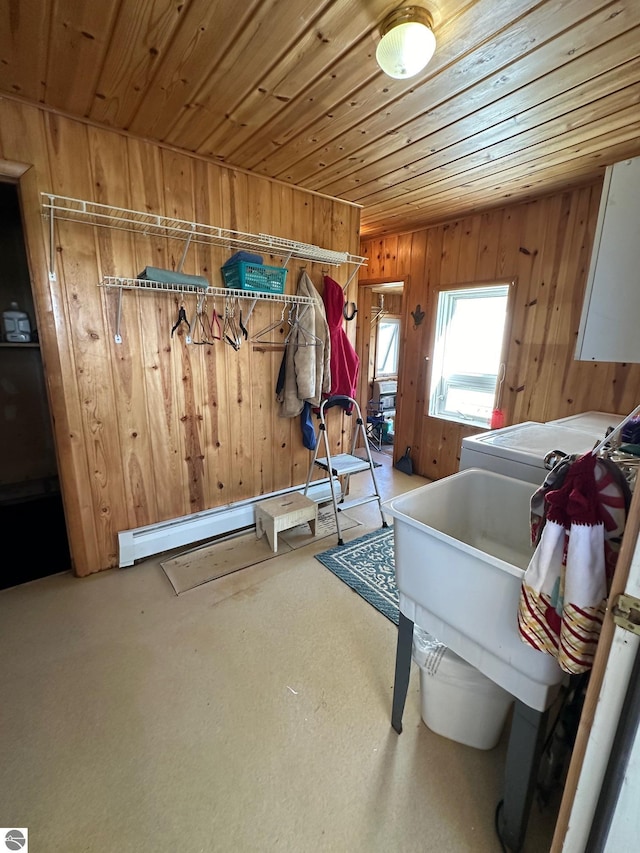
[383, 468, 565, 711]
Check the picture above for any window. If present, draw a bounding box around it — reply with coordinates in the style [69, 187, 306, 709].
[429, 283, 513, 428]
[375, 318, 400, 377]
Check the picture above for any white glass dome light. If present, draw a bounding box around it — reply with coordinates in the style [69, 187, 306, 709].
[375, 7, 436, 80]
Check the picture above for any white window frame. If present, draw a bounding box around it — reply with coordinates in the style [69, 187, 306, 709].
[375, 316, 401, 378]
[428, 281, 515, 428]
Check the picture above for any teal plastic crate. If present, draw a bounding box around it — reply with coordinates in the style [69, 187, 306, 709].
[221, 261, 287, 294]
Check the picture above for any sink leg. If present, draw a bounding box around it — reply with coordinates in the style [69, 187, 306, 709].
[497, 700, 549, 852]
[391, 611, 414, 734]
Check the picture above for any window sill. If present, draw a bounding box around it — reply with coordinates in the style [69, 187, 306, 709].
[429, 411, 489, 429]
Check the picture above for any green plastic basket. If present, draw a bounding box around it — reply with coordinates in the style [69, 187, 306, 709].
[221, 261, 287, 294]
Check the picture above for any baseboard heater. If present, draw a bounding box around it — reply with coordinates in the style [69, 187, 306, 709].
[118, 478, 341, 568]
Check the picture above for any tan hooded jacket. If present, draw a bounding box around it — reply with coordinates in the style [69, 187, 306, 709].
[277, 270, 331, 418]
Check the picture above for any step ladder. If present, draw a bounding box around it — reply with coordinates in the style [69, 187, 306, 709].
[304, 395, 388, 545]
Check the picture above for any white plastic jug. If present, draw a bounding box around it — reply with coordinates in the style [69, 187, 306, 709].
[2, 301, 31, 342]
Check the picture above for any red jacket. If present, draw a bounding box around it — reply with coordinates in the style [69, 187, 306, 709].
[322, 275, 359, 400]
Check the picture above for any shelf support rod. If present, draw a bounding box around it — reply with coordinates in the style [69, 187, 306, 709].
[114, 286, 124, 344]
[177, 225, 195, 274]
[342, 259, 365, 292]
[243, 297, 259, 325]
[47, 195, 56, 282]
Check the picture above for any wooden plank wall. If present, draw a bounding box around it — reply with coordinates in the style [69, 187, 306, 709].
[360, 184, 640, 481]
[0, 97, 361, 577]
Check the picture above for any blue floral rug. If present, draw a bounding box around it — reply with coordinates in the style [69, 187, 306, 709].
[314, 527, 398, 625]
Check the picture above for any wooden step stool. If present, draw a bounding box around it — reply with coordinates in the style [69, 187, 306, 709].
[254, 492, 318, 553]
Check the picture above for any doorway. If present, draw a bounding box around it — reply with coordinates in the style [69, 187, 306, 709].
[355, 280, 404, 467]
[0, 181, 71, 588]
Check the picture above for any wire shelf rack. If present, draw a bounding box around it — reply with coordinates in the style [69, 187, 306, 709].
[42, 194, 366, 271]
[99, 276, 317, 305]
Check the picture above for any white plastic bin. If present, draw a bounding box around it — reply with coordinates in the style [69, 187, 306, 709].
[412, 626, 514, 750]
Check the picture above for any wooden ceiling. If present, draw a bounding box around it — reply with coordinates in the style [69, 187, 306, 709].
[2, 0, 640, 237]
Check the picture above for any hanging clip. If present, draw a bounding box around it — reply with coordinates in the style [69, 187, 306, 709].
[171, 305, 191, 341]
[239, 308, 249, 340]
[192, 295, 215, 345]
[210, 307, 222, 340]
[223, 298, 242, 350]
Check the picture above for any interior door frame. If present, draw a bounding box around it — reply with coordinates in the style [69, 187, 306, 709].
[355, 277, 407, 460]
[0, 158, 76, 572]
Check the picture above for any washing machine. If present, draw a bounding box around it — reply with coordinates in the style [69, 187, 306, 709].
[459, 419, 611, 485]
[546, 410, 624, 435]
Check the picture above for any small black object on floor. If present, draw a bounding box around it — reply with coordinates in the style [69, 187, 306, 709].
[395, 446, 413, 475]
[0, 493, 71, 590]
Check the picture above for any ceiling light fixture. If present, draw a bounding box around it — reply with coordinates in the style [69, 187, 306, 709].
[375, 6, 436, 80]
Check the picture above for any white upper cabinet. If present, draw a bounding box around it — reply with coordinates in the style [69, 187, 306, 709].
[575, 156, 640, 363]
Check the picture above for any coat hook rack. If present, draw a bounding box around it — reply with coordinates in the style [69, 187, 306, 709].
[343, 301, 357, 321]
[100, 277, 320, 344]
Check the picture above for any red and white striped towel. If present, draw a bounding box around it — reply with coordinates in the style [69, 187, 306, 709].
[518, 452, 629, 674]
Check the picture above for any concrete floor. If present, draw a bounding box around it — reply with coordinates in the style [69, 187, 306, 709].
[0, 450, 559, 852]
